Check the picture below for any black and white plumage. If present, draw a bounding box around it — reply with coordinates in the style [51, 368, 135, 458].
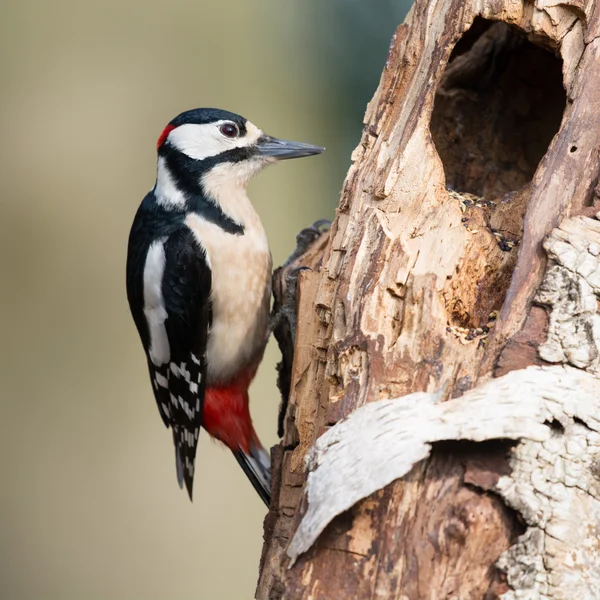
[127, 212, 210, 495]
[126, 108, 323, 503]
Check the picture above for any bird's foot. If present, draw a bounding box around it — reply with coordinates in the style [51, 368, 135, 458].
[271, 219, 331, 437]
[271, 219, 331, 337]
[283, 219, 331, 268]
[269, 266, 310, 337]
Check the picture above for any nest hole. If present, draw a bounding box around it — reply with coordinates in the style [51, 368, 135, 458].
[431, 18, 565, 199]
[433, 19, 566, 329]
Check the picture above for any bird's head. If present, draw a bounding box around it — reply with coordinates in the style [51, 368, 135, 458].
[155, 108, 324, 205]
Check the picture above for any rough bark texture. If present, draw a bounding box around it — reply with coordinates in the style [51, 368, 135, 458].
[257, 1, 600, 598]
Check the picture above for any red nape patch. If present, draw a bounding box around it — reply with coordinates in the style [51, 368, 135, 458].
[202, 381, 258, 453]
[156, 124, 176, 150]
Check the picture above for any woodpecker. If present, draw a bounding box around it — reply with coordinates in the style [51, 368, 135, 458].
[126, 108, 323, 505]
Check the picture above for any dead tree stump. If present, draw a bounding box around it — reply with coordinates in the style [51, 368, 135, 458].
[257, 2, 600, 598]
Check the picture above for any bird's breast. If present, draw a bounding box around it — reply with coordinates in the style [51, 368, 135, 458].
[185, 210, 272, 385]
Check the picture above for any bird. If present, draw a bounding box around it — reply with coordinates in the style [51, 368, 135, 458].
[126, 108, 324, 505]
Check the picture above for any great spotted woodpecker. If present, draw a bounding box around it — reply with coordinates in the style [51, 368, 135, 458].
[126, 108, 323, 505]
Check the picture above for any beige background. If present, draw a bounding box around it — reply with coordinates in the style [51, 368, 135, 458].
[0, 1, 409, 598]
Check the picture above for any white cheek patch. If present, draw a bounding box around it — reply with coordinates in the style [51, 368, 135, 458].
[143, 239, 170, 366]
[167, 120, 263, 161]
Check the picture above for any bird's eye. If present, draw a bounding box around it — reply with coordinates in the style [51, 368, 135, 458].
[219, 122, 239, 138]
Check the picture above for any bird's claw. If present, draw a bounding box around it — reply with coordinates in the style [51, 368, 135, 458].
[284, 219, 332, 267]
[269, 266, 311, 336]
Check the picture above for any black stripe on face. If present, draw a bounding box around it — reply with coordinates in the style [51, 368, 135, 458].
[160, 146, 246, 235]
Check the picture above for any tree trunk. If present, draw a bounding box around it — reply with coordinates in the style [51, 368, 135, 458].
[258, 1, 600, 598]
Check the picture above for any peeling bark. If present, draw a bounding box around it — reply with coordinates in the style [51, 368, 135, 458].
[257, 1, 600, 598]
[288, 365, 600, 594]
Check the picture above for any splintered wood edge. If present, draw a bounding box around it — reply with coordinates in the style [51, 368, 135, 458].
[287, 215, 600, 598]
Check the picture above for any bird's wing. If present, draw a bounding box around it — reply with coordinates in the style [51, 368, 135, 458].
[139, 227, 211, 500]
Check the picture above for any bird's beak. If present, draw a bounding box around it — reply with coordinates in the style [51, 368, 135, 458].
[256, 135, 325, 160]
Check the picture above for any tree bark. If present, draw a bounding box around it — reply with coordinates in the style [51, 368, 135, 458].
[257, 1, 600, 598]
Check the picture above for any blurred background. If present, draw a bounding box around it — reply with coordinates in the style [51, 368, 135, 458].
[0, 0, 411, 598]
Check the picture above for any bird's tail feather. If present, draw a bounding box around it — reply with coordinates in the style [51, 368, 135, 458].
[174, 437, 185, 490]
[173, 428, 196, 500]
[233, 443, 271, 506]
